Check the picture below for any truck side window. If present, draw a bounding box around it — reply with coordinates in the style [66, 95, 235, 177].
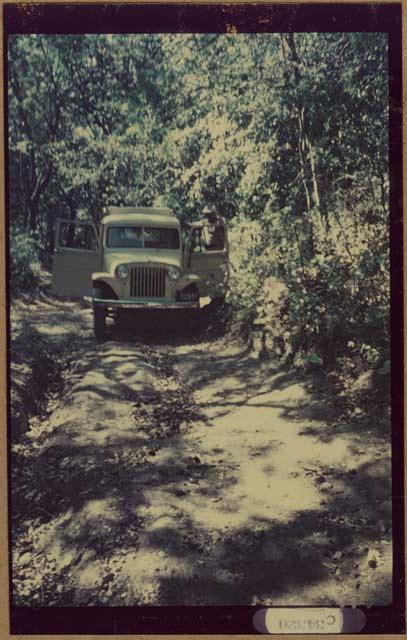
[59, 223, 97, 251]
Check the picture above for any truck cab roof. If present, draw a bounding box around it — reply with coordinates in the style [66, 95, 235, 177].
[102, 213, 180, 227]
[102, 206, 179, 228]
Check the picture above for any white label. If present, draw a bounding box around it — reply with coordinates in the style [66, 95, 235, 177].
[254, 607, 343, 634]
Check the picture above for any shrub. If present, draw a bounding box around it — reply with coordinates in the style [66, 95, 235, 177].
[227, 208, 389, 381]
[227, 218, 266, 332]
[10, 229, 42, 296]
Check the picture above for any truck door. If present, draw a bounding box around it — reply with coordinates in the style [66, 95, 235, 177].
[187, 220, 228, 298]
[51, 219, 101, 297]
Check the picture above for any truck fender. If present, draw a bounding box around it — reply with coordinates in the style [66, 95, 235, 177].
[92, 272, 111, 281]
[179, 274, 201, 284]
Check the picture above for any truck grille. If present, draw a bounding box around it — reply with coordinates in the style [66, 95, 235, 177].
[130, 265, 166, 298]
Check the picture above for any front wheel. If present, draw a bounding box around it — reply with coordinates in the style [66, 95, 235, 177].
[93, 305, 106, 341]
[208, 296, 225, 311]
[184, 308, 201, 333]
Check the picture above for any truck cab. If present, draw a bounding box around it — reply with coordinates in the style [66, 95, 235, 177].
[51, 206, 228, 339]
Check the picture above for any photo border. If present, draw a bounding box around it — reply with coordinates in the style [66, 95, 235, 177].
[1, 1, 404, 637]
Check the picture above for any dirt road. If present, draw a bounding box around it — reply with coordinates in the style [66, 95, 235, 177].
[11, 301, 392, 606]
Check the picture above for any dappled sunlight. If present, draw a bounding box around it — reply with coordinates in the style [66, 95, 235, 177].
[56, 496, 126, 551]
[72, 370, 110, 392]
[120, 548, 192, 604]
[36, 324, 80, 336]
[83, 497, 118, 518]
[76, 558, 105, 590]
[12, 319, 392, 606]
[247, 382, 309, 407]
[228, 460, 322, 523]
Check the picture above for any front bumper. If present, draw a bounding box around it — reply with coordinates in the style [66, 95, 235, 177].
[93, 297, 199, 310]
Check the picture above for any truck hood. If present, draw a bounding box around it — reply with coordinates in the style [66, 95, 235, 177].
[104, 251, 182, 274]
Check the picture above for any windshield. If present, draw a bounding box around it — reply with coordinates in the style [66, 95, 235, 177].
[144, 227, 180, 249]
[106, 226, 180, 249]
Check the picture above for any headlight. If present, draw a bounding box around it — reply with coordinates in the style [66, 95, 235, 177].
[116, 264, 129, 281]
[167, 266, 181, 282]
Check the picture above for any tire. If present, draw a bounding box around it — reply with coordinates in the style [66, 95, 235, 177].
[185, 309, 201, 333]
[92, 288, 106, 341]
[204, 296, 225, 321]
[93, 305, 106, 341]
[210, 295, 225, 309]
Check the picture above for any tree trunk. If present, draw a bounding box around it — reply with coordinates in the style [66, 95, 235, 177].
[380, 172, 387, 214]
[46, 213, 55, 266]
[283, 34, 327, 226]
[28, 198, 39, 232]
[297, 107, 313, 212]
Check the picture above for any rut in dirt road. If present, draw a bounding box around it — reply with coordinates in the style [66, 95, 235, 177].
[12, 322, 392, 607]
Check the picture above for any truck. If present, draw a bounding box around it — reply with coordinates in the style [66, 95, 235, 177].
[51, 206, 228, 339]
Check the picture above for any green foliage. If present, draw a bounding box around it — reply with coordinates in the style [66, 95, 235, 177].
[8, 32, 390, 377]
[10, 229, 42, 294]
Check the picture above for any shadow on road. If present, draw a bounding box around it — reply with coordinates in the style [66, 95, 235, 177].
[105, 303, 229, 345]
[11, 301, 392, 606]
[13, 423, 392, 605]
